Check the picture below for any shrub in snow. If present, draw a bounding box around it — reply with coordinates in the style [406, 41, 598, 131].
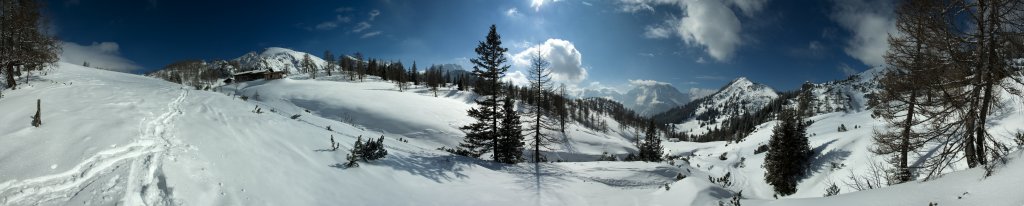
[342, 135, 389, 167]
[709, 172, 733, 187]
[837, 124, 848, 132]
[329, 135, 340, 151]
[753, 144, 768, 155]
[326, 125, 332, 131]
[597, 152, 617, 161]
[290, 114, 301, 119]
[240, 95, 249, 101]
[823, 182, 840, 197]
[718, 191, 742, 206]
[252, 106, 263, 114]
[676, 173, 686, 181]
[719, 152, 728, 160]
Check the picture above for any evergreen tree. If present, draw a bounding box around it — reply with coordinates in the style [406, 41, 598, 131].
[458, 25, 510, 160]
[494, 97, 524, 164]
[638, 120, 663, 162]
[763, 108, 811, 196]
[411, 61, 419, 86]
[345, 136, 364, 168]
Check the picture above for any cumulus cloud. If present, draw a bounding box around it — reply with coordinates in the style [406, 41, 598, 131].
[60, 41, 142, 72]
[511, 39, 589, 84]
[502, 70, 530, 86]
[625, 0, 767, 62]
[830, 0, 895, 67]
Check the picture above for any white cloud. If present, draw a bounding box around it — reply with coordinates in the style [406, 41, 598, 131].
[313, 14, 353, 31]
[361, 31, 382, 38]
[511, 39, 589, 85]
[369, 9, 381, 21]
[643, 23, 672, 39]
[60, 41, 142, 72]
[687, 87, 716, 99]
[628, 79, 672, 86]
[531, 0, 562, 11]
[729, 0, 768, 17]
[830, 0, 895, 67]
[626, 0, 767, 62]
[353, 22, 372, 32]
[502, 70, 530, 86]
[506, 8, 520, 17]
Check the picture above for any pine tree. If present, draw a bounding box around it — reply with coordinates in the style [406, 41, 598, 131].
[763, 108, 810, 196]
[494, 97, 524, 164]
[410, 61, 419, 86]
[639, 120, 663, 162]
[345, 136, 364, 168]
[458, 24, 510, 161]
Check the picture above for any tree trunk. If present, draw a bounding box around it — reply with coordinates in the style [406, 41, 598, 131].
[5, 64, 16, 89]
[899, 90, 916, 182]
[976, 81, 993, 165]
[32, 99, 41, 127]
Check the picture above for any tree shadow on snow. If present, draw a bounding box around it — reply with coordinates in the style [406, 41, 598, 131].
[365, 154, 504, 183]
[505, 163, 573, 204]
[806, 139, 852, 175]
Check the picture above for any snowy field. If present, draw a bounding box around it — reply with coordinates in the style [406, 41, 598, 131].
[1, 63, 1023, 205]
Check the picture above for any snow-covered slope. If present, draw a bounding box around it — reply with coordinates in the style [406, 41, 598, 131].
[0, 63, 677, 205]
[2, 62, 1023, 206]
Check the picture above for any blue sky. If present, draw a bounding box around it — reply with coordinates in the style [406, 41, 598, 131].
[48, 0, 895, 92]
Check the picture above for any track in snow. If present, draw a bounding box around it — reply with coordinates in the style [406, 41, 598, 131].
[0, 89, 188, 205]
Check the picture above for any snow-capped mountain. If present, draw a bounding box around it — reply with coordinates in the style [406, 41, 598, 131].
[653, 77, 778, 135]
[621, 82, 690, 117]
[576, 82, 693, 117]
[235, 47, 328, 74]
